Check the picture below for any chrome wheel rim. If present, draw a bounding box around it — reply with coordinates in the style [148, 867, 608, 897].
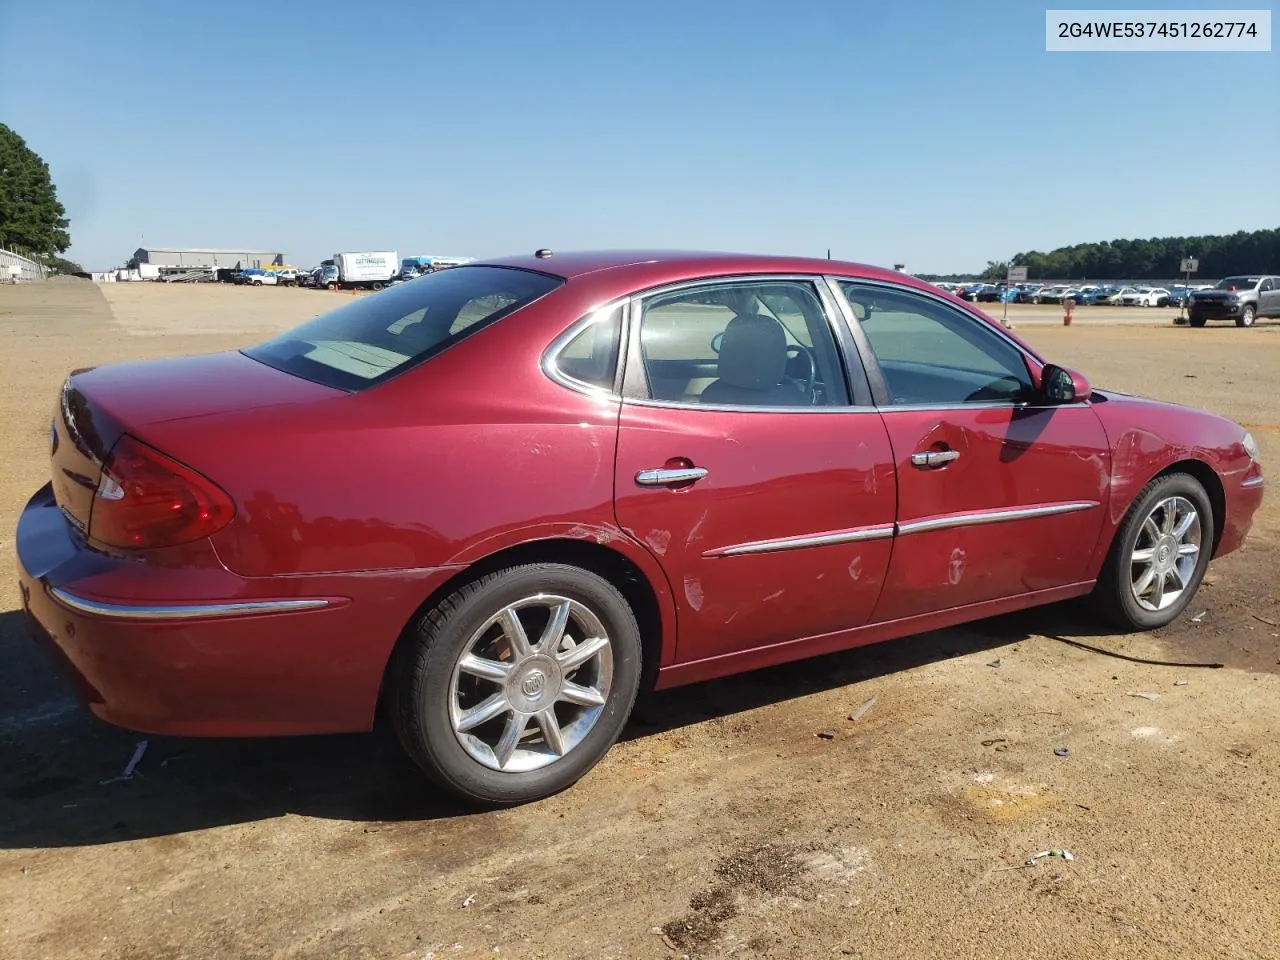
[1129, 496, 1202, 612]
[449, 594, 613, 773]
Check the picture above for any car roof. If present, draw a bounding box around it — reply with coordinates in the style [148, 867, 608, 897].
[473, 249, 921, 289]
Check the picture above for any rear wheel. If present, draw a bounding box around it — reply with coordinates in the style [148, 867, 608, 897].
[1090, 473, 1214, 630]
[389, 563, 642, 805]
[1189, 315, 1206, 327]
[1237, 305, 1256, 328]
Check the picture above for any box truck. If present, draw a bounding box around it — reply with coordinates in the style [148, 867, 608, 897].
[329, 251, 398, 290]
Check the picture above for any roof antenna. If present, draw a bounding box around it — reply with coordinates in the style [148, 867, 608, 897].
[535, 248, 553, 259]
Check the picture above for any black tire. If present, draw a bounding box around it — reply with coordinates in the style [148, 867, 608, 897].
[388, 563, 642, 806]
[1236, 305, 1255, 328]
[371, 281, 384, 291]
[1090, 472, 1215, 631]
[1189, 316, 1206, 327]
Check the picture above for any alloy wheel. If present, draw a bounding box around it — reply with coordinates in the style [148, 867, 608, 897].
[1129, 496, 1201, 612]
[448, 594, 613, 773]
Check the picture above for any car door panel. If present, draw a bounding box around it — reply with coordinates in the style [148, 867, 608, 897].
[613, 276, 896, 664]
[615, 407, 897, 662]
[871, 403, 1109, 622]
[830, 278, 1111, 622]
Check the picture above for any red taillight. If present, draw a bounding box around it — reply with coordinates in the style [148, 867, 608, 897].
[89, 434, 235, 549]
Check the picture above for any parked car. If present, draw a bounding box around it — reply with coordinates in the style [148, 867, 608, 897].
[1100, 286, 1136, 305]
[1035, 285, 1071, 304]
[1188, 275, 1280, 328]
[1016, 284, 1044, 303]
[1121, 286, 1170, 307]
[16, 250, 1264, 805]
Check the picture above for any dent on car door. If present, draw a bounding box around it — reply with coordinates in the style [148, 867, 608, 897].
[611, 276, 897, 665]
[832, 279, 1111, 622]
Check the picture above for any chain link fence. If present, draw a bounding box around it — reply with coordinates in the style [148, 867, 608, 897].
[0, 249, 47, 282]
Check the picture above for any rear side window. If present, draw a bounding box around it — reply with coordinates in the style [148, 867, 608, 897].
[244, 266, 562, 390]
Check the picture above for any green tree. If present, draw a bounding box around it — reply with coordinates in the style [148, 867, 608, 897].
[1008, 228, 1277, 279]
[981, 259, 1009, 281]
[40, 255, 83, 275]
[0, 123, 71, 257]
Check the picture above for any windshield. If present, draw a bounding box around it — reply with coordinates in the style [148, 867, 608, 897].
[1215, 276, 1259, 290]
[243, 265, 562, 390]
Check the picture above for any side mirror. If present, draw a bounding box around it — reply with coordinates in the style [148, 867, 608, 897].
[1039, 363, 1091, 403]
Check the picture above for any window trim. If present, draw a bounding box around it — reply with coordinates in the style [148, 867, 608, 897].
[823, 276, 1088, 412]
[541, 296, 632, 398]
[618, 273, 874, 413]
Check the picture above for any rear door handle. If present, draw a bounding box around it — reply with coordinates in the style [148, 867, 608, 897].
[635, 467, 709, 486]
[910, 449, 960, 468]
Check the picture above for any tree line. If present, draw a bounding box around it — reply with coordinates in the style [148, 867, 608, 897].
[942, 227, 1279, 283]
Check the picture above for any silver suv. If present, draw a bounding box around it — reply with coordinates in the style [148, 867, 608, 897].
[1188, 275, 1280, 328]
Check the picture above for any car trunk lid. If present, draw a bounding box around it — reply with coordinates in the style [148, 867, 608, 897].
[49, 351, 340, 533]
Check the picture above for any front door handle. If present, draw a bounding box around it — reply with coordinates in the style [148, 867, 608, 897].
[635, 466, 709, 486]
[910, 449, 960, 468]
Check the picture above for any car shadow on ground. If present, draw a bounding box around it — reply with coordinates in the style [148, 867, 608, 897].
[0, 601, 1168, 850]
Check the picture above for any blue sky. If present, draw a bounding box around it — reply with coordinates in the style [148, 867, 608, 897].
[2, 0, 1276, 271]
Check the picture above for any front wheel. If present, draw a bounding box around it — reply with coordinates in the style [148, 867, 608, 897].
[1090, 473, 1214, 630]
[389, 563, 642, 805]
[1237, 305, 1256, 328]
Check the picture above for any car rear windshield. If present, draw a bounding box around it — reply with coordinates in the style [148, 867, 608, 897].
[243, 265, 562, 391]
[1215, 276, 1260, 289]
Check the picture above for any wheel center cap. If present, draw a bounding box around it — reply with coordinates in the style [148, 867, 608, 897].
[508, 655, 560, 711]
[521, 670, 547, 698]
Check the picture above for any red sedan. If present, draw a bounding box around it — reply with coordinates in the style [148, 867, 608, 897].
[17, 250, 1264, 804]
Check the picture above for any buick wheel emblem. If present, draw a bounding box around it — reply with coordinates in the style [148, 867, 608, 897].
[521, 670, 547, 698]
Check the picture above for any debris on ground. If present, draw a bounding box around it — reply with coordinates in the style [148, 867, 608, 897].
[1128, 692, 1160, 701]
[847, 695, 878, 723]
[1026, 849, 1075, 866]
[1174, 679, 1189, 686]
[1190, 610, 1208, 622]
[816, 730, 836, 740]
[99, 740, 149, 785]
[981, 738, 1007, 748]
[461, 894, 477, 908]
[1054, 747, 1071, 757]
[1252, 614, 1278, 627]
[986, 659, 1002, 668]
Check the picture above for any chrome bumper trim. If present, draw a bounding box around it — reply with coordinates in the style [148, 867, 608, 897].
[48, 588, 330, 621]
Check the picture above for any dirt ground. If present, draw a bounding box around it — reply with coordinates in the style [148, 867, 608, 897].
[1, 279, 1277, 960]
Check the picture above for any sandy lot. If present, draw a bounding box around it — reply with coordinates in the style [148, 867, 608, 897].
[1, 279, 1277, 960]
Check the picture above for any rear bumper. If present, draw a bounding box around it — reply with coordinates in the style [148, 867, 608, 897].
[16, 483, 459, 737]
